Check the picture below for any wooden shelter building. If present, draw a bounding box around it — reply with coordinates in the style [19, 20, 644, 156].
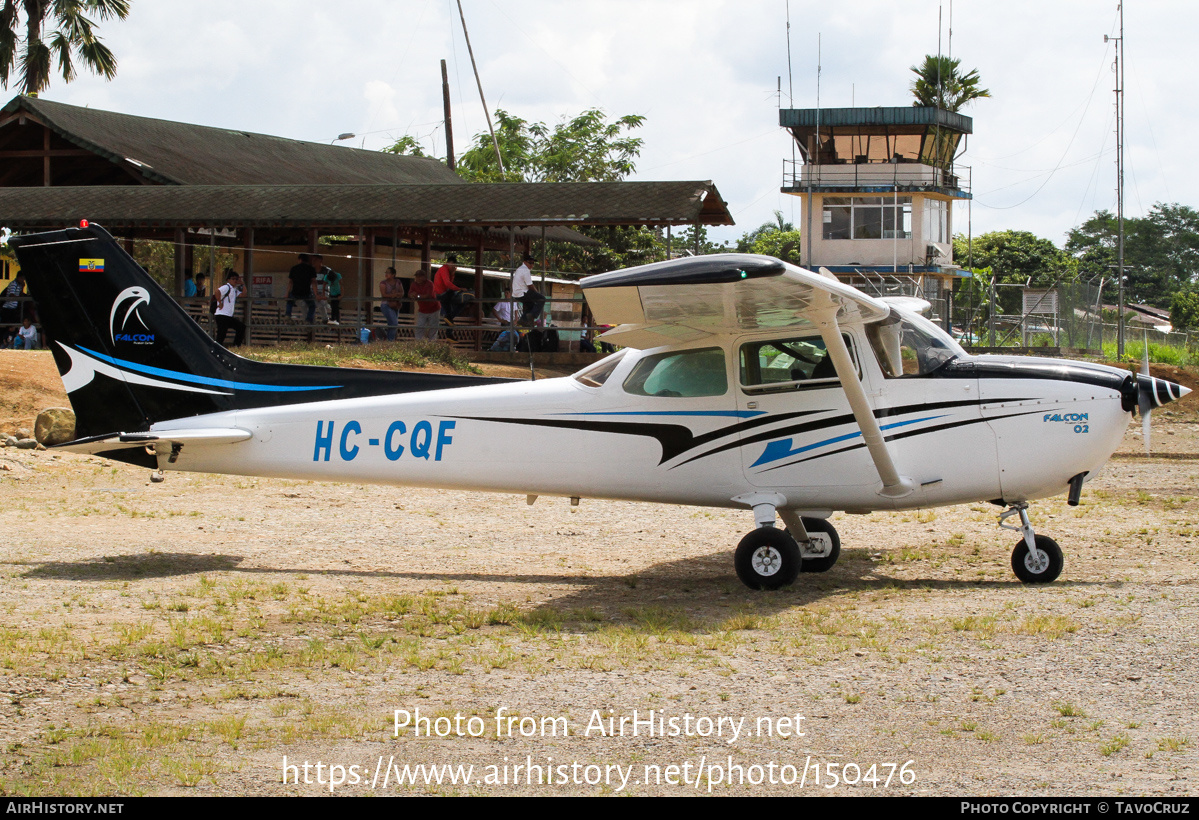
[0, 96, 732, 346]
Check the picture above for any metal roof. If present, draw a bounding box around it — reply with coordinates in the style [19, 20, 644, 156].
[1, 95, 465, 186]
[0, 181, 732, 229]
[780, 106, 972, 134]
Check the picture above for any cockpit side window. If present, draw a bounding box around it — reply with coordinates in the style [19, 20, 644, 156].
[622, 347, 728, 397]
[738, 334, 856, 393]
[866, 314, 961, 378]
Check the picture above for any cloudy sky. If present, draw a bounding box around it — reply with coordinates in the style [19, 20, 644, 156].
[26, 0, 1196, 248]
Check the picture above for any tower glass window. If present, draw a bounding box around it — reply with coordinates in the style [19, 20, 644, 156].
[822, 196, 912, 240]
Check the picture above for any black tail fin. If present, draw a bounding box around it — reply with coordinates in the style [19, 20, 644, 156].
[10, 223, 504, 443]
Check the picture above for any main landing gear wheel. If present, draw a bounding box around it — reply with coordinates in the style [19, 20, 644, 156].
[795, 518, 841, 574]
[734, 528, 801, 590]
[1011, 535, 1063, 584]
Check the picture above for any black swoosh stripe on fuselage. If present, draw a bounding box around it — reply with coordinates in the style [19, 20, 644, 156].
[448, 409, 827, 465]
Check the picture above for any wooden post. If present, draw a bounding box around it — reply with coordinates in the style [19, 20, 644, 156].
[474, 231, 485, 351]
[243, 227, 255, 343]
[357, 228, 365, 337]
[173, 228, 187, 297]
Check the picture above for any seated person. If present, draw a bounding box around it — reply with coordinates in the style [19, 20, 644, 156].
[12, 317, 38, 350]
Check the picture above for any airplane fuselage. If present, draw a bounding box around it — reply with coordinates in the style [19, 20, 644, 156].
[154, 332, 1133, 516]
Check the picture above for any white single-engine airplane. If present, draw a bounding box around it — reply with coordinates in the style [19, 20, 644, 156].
[11, 223, 1190, 589]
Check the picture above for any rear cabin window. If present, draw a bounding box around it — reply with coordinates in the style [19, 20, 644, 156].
[573, 350, 626, 388]
[622, 348, 728, 398]
[738, 335, 856, 391]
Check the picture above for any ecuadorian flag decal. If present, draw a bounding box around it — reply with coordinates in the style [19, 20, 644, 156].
[79, 258, 105, 272]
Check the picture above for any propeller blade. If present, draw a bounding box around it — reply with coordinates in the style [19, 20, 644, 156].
[1142, 336, 1151, 455]
[1134, 371, 1192, 457]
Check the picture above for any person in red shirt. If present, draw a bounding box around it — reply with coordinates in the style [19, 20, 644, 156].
[432, 254, 472, 322]
[408, 268, 441, 341]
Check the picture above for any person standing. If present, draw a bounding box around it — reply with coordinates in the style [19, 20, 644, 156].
[512, 253, 545, 325]
[313, 254, 342, 325]
[286, 254, 316, 323]
[2, 272, 26, 325]
[214, 271, 246, 347]
[379, 267, 403, 341]
[407, 268, 441, 341]
[193, 273, 208, 298]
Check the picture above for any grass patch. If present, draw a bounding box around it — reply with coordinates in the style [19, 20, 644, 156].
[1100, 733, 1131, 757]
[238, 341, 480, 374]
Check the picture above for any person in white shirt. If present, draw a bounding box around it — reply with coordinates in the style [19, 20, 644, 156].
[13, 317, 37, 350]
[489, 286, 522, 351]
[214, 271, 246, 347]
[511, 253, 545, 325]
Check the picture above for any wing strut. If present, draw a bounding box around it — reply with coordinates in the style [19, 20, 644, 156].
[810, 295, 914, 499]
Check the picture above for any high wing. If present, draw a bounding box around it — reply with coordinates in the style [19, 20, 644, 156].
[582, 254, 913, 498]
[581, 254, 891, 349]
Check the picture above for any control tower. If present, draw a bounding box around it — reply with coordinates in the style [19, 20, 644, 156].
[780, 106, 972, 320]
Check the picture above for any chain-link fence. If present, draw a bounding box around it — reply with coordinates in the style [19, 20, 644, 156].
[949, 277, 1196, 357]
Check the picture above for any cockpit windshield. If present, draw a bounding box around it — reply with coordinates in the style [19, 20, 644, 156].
[866, 311, 966, 378]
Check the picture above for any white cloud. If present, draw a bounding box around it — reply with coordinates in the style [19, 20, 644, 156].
[17, 0, 1197, 250]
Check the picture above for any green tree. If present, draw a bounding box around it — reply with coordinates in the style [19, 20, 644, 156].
[0, 0, 130, 96]
[1065, 203, 1199, 307]
[910, 55, 990, 112]
[382, 134, 431, 158]
[736, 210, 794, 252]
[952, 230, 1074, 314]
[748, 229, 802, 264]
[1171, 289, 1199, 332]
[455, 108, 645, 184]
[734, 210, 801, 263]
[448, 108, 660, 273]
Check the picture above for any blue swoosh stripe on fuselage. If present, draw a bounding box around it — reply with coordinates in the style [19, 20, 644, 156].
[750, 415, 948, 468]
[554, 410, 765, 418]
[78, 346, 340, 393]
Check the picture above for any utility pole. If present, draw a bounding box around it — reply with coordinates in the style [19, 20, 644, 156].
[441, 59, 455, 171]
[1106, 4, 1125, 356]
[455, 0, 504, 177]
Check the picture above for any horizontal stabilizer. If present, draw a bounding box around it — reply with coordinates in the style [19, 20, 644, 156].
[52, 427, 253, 455]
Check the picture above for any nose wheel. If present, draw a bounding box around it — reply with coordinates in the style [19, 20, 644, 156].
[999, 503, 1064, 584]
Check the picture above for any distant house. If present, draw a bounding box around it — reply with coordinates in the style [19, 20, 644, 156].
[1103, 303, 1173, 332]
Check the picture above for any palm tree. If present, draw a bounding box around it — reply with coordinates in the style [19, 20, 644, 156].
[910, 55, 990, 112]
[0, 0, 131, 96]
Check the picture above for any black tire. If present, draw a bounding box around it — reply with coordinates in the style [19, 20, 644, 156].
[734, 528, 801, 590]
[796, 518, 841, 573]
[1011, 535, 1063, 583]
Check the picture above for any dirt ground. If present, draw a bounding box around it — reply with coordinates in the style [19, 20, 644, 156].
[0, 350, 1196, 796]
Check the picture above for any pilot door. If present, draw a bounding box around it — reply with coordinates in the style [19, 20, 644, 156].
[734, 331, 876, 499]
